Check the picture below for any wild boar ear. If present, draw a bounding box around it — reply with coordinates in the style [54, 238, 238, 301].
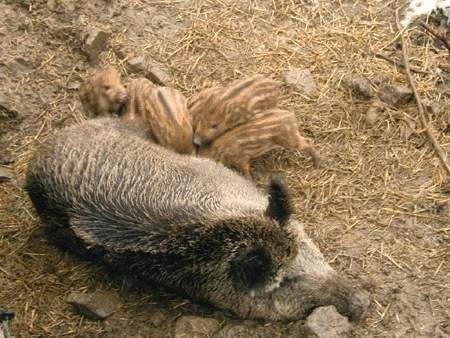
[265, 176, 294, 226]
[230, 247, 273, 292]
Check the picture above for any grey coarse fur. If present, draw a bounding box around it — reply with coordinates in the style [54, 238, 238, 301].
[25, 117, 369, 321]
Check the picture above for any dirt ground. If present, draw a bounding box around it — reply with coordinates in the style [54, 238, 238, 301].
[1, 0, 449, 337]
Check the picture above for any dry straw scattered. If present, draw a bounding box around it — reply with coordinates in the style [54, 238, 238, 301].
[1, 0, 449, 336]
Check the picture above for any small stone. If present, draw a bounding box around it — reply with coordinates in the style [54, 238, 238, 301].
[0, 166, 13, 182]
[370, 73, 389, 86]
[82, 28, 111, 65]
[343, 74, 373, 99]
[365, 100, 385, 126]
[285, 69, 317, 95]
[127, 56, 169, 86]
[148, 63, 169, 86]
[378, 84, 413, 107]
[174, 316, 220, 338]
[66, 291, 120, 320]
[127, 56, 147, 74]
[305, 306, 353, 338]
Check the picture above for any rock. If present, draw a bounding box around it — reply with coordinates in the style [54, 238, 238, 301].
[343, 74, 373, 99]
[365, 100, 385, 126]
[174, 316, 220, 338]
[127, 56, 147, 74]
[66, 291, 120, 320]
[378, 84, 413, 107]
[304, 306, 353, 338]
[0, 166, 13, 182]
[370, 73, 389, 86]
[14, 57, 32, 73]
[148, 63, 169, 86]
[127, 55, 169, 86]
[82, 28, 111, 65]
[285, 69, 317, 95]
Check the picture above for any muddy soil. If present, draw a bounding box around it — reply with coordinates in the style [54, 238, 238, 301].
[0, 0, 449, 337]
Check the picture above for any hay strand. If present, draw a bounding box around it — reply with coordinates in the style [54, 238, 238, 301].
[419, 21, 450, 54]
[396, 9, 450, 176]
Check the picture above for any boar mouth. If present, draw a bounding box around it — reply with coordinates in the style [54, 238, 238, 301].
[271, 275, 370, 322]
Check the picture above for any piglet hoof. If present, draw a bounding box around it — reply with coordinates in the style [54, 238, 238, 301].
[306, 148, 322, 169]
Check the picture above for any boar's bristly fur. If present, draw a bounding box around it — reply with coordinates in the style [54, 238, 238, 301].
[25, 118, 369, 321]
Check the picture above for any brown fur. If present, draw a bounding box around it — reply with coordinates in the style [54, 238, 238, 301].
[119, 79, 194, 154]
[79, 66, 128, 117]
[197, 109, 321, 176]
[143, 87, 194, 155]
[189, 75, 281, 146]
[119, 77, 156, 122]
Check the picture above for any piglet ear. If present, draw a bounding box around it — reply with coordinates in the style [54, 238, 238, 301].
[265, 176, 294, 226]
[230, 247, 273, 292]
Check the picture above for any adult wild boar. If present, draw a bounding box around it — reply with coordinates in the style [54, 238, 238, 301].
[25, 118, 369, 321]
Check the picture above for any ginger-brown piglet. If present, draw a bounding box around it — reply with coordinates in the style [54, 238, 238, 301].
[119, 78, 194, 154]
[79, 66, 128, 117]
[189, 75, 281, 147]
[197, 108, 321, 177]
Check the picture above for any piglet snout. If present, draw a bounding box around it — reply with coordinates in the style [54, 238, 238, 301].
[116, 87, 128, 104]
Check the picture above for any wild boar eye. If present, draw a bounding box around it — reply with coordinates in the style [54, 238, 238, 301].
[211, 123, 220, 129]
[102, 85, 111, 91]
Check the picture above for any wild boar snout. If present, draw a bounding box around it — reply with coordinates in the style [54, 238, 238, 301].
[270, 274, 369, 322]
[320, 275, 370, 321]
